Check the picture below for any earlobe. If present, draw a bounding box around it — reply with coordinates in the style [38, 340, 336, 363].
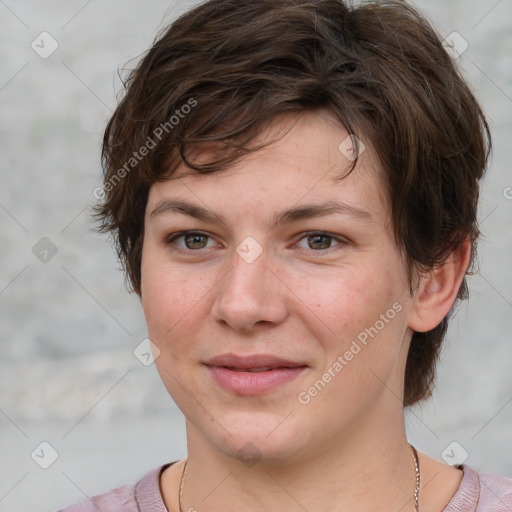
[408, 238, 471, 333]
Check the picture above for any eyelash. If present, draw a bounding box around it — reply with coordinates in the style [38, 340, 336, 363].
[164, 230, 348, 254]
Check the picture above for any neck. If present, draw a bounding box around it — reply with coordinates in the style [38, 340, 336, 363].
[180, 410, 418, 512]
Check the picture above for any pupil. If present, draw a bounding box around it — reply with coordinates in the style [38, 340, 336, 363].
[310, 235, 330, 250]
[186, 233, 206, 249]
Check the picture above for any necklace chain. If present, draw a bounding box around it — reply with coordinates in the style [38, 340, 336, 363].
[179, 458, 188, 511]
[411, 444, 421, 511]
[178, 445, 421, 512]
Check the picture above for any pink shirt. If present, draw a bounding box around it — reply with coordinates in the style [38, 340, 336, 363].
[58, 463, 512, 511]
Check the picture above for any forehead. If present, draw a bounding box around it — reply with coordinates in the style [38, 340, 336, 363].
[147, 110, 388, 223]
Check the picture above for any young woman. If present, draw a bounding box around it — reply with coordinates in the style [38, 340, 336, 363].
[60, 0, 511, 510]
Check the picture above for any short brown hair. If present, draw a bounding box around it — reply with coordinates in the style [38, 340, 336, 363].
[96, 0, 491, 406]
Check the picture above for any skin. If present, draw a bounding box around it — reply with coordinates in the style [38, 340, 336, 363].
[140, 110, 468, 511]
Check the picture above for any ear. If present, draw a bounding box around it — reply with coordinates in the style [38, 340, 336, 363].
[408, 238, 471, 333]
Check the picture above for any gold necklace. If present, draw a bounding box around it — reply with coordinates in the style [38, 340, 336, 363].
[178, 445, 421, 511]
[178, 458, 188, 511]
[411, 444, 421, 511]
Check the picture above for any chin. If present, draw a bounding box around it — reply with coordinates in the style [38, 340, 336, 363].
[200, 409, 314, 466]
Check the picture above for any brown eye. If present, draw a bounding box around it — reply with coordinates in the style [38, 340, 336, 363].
[294, 232, 345, 252]
[307, 234, 333, 250]
[184, 233, 209, 249]
[166, 231, 216, 251]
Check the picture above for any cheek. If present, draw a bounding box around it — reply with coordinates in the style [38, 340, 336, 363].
[294, 262, 408, 382]
[294, 265, 398, 339]
[140, 258, 209, 403]
[140, 252, 216, 350]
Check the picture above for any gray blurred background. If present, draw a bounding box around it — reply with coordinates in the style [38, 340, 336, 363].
[0, 1, 511, 511]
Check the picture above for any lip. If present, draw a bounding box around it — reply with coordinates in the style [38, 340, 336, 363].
[204, 353, 308, 395]
[205, 353, 307, 369]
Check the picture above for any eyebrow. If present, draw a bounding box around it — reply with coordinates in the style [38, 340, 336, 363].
[149, 199, 373, 227]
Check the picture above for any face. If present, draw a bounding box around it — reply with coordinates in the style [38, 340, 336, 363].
[141, 110, 415, 464]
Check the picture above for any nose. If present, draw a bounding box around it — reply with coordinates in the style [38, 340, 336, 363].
[211, 247, 289, 332]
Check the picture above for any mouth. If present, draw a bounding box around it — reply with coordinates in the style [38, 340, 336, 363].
[223, 366, 284, 372]
[204, 354, 308, 395]
[205, 353, 307, 369]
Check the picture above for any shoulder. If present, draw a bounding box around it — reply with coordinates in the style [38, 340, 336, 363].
[477, 468, 512, 511]
[56, 482, 137, 512]
[444, 464, 512, 512]
[56, 464, 170, 512]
